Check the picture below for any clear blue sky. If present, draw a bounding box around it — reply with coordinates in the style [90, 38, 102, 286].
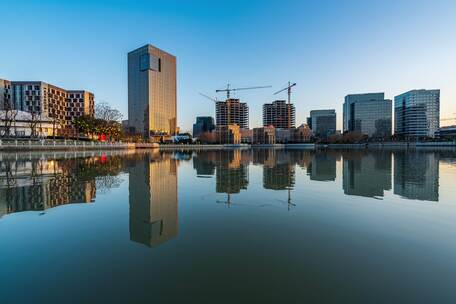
[1, 0, 456, 131]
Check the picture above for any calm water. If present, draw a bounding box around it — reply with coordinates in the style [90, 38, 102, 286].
[1, 148, 456, 303]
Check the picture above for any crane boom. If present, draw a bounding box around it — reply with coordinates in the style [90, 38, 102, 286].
[215, 84, 272, 99]
[199, 92, 218, 102]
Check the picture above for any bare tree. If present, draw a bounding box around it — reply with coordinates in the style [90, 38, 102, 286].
[27, 110, 40, 138]
[95, 102, 123, 122]
[51, 115, 64, 139]
[1, 100, 18, 137]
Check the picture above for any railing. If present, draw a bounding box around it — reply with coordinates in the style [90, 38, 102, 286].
[0, 139, 135, 150]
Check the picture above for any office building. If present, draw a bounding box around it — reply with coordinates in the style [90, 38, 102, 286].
[192, 116, 215, 138]
[308, 110, 336, 138]
[394, 89, 440, 139]
[291, 124, 313, 142]
[263, 100, 295, 128]
[9, 81, 68, 124]
[0, 110, 59, 137]
[0, 79, 11, 110]
[253, 126, 276, 144]
[215, 124, 241, 144]
[435, 125, 456, 139]
[240, 128, 253, 144]
[215, 99, 248, 129]
[0, 79, 94, 128]
[275, 128, 291, 143]
[66, 90, 95, 122]
[128, 44, 177, 138]
[343, 93, 392, 138]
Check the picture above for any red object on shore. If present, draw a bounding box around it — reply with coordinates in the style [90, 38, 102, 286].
[98, 134, 107, 141]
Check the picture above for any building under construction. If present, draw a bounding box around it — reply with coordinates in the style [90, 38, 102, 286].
[215, 98, 249, 129]
[263, 100, 295, 128]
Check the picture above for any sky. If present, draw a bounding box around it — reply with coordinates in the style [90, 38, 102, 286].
[1, 0, 456, 131]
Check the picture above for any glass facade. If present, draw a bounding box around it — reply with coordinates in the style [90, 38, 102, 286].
[343, 93, 392, 138]
[394, 89, 440, 138]
[309, 109, 336, 138]
[192, 116, 215, 138]
[128, 44, 177, 137]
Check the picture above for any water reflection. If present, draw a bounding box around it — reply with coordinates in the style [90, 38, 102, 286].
[394, 151, 439, 201]
[342, 150, 392, 198]
[0, 148, 451, 223]
[127, 151, 178, 247]
[1, 148, 455, 303]
[0, 153, 119, 217]
[307, 151, 338, 181]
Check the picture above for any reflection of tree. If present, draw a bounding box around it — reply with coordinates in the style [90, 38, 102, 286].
[96, 175, 122, 194]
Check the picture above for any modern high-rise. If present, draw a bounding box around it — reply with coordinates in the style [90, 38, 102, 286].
[0, 79, 95, 126]
[262, 100, 295, 128]
[128, 44, 177, 138]
[308, 109, 336, 138]
[215, 99, 248, 129]
[394, 89, 440, 139]
[343, 93, 392, 138]
[192, 116, 215, 138]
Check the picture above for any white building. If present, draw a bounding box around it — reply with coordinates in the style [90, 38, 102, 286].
[0, 110, 60, 137]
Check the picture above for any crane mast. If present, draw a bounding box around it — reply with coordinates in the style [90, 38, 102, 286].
[274, 82, 297, 129]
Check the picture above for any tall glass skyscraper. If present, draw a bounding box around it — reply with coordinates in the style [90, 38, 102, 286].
[394, 89, 440, 139]
[343, 93, 392, 138]
[128, 44, 177, 138]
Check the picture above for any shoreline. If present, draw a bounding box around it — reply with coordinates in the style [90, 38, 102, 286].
[1, 139, 455, 152]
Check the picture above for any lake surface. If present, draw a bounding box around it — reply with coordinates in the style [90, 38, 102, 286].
[1, 148, 456, 303]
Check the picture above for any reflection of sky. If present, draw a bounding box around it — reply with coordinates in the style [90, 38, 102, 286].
[1, 1, 456, 131]
[1, 151, 456, 302]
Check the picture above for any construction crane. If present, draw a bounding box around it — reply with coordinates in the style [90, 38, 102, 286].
[215, 84, 272, 99]
[274, 82, 297, 129]
[199, 92, 220, 103]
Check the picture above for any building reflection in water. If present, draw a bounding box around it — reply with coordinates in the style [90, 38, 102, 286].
[192, 150, 250, 205]
[0, 156, 100, 218]
[307, 151, 338, 182]
[128, 151, 179, 247]
[342, 150, 392, 198]
[256, 149, 298, 209]
[1, 148, 446, 228]
[215, 150, 249, 205]
[393, 151, 439, 202]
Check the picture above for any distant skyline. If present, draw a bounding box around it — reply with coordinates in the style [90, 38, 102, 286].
[1, 0, 456, 131]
